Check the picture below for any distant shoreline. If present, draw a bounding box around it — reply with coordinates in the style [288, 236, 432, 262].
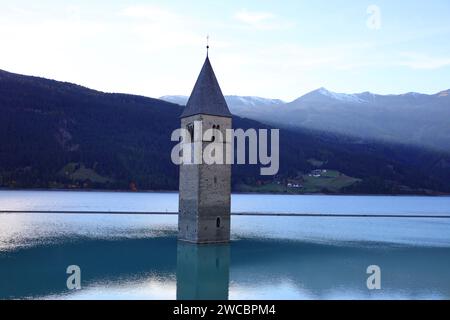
[0, 187, 449, 197]
[1, 210, 449, 218]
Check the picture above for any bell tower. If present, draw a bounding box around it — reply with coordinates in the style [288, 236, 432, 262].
[178, 52, 232, 244]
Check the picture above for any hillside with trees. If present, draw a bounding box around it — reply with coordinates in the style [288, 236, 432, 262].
[1, 69, 449, 194]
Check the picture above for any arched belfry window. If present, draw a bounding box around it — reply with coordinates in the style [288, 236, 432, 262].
[187, 123, 194, 141]
[210, 124, 216, 142]
[216, 217, 221, 228]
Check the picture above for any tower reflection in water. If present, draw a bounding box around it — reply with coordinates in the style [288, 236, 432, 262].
[176, 242, 230, 300]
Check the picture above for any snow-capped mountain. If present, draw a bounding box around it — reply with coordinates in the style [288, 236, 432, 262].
[285, 88, 450, 151]
[302, 87, 369, 104]
[160, 95, 284, 117]
[225, 95, 285, 108]
[162, 88, 450, 151]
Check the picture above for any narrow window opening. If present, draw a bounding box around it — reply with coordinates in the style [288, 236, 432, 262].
[216, 217, 221, 228]
[187, 123, 194, 141]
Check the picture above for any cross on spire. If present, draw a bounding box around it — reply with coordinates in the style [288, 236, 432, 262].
[206, 35, 210, 56]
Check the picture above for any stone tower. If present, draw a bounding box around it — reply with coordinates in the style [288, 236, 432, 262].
[178, 55, 232, 244]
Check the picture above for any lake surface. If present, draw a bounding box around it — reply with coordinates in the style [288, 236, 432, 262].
[0, 190, 450, 300]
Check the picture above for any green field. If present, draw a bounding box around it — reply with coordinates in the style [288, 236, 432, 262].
[236, 170, 360, 194]
[301, 170, 360, 193]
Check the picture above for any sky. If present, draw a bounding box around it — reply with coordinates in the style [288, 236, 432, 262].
[0, 0, 449, 101]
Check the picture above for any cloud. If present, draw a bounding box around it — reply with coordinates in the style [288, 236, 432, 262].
[399, 52, 450, 70]
[235, 9, 274, 25]
[234, 9, 293, 30]
[120, 5, 204, 50]
[121, 5, 178, 22]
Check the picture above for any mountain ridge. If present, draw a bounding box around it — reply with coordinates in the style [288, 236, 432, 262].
[161, 87, 450, 105]
[162, 87, 450, 151]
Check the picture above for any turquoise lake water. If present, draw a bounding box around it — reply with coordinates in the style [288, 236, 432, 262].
[0, 191, 449, 300]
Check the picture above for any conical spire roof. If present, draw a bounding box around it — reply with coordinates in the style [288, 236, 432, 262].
[180, 57, 232, 118]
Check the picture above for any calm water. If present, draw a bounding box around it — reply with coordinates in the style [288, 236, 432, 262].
[0, 190, 450, 300]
